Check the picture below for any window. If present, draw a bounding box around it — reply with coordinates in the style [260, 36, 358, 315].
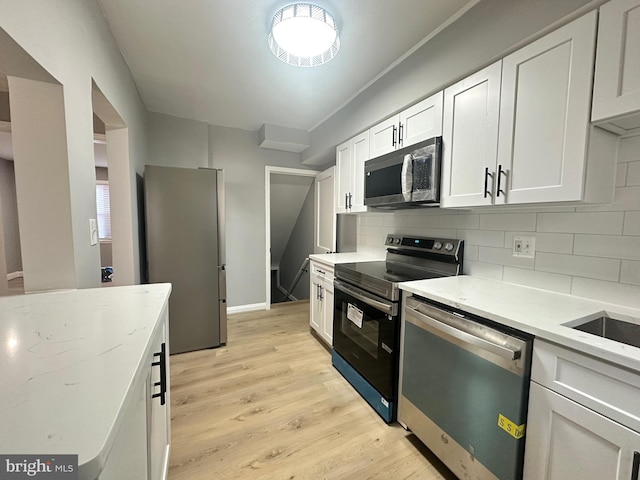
[96, 181, 111, 241]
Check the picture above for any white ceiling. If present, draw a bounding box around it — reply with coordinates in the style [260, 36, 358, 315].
[96, 0, 475, 132]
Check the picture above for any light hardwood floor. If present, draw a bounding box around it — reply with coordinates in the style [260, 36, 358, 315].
[168, 300, 457, 480]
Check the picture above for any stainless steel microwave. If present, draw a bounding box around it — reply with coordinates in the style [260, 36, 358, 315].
[364, 137, 441, 209]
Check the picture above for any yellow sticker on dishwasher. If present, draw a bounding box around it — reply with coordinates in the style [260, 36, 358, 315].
[497, 414, 526, 439]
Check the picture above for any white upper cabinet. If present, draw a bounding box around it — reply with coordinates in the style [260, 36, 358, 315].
[315, 167, 336, 253]
[592, 0, 640, 135]
[441, 62, 502, 208]
[369, 91, 444, 159]
[497, 11, 597, 204]
[441, 11, 612, 208]
[400, 91, 444, 148]
[369, 115, 399, 158]
[335, 131, 369, 214]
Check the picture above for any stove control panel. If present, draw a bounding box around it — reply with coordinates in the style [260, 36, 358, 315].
[385, 235, 462, 257]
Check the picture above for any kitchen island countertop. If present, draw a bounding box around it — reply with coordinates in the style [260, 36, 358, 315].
[400, 276, 640, 372]
[0, 283, 171, 479]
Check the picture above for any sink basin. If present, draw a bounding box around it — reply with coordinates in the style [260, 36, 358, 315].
[569, 314, 640, 349]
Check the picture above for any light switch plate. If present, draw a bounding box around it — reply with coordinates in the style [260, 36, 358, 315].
[513, 236, 535, 258]
[89, 219, 98, 246]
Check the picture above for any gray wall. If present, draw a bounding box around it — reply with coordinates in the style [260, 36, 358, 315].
[95, 166, 109, 181]
[0, 158, 21, 273]
[303, 0, 598, 165]
[208, 125, 315, 308]
[1, 1, 149, 287]
[145, 114, 316, 308]
[279, 183, 315, 301]
[147, 112, 209, 168]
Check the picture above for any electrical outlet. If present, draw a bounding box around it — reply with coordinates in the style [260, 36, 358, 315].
[89, 219, 98, 246]
[513, 236, 535, 258]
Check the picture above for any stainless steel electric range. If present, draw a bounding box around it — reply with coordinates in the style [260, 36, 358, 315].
[331, 234, 464, 423]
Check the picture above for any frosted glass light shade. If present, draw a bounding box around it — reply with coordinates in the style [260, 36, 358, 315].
[268, 4, 340, 67]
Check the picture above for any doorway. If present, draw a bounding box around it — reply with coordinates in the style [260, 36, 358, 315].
[265, 166, 319, 309]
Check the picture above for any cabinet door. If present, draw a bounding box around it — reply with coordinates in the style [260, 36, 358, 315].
[369, 115, 399, 158]
[498, 12, 597, 205]
[320, 277, 334, 345]
[336, 140, 352, 214]
[399, 91, 443, 148]
[309, 275, 323, 334]
[592, 0, 640, 133]
[350, 131, 369, 213]
[148, 319, 170, 480]
[524, 383, 640, 480]
[441, 62, 501, 208]
[315, 167, 336, 253]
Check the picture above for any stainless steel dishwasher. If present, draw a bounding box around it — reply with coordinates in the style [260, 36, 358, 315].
[399, 294, 533, 480]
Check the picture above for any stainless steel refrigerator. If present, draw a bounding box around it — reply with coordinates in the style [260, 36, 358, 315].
[144, 165, 227, 354]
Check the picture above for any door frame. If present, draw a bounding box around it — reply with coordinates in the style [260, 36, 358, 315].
[265, 166, 319, 309]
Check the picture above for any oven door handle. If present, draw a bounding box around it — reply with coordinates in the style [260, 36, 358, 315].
[405, 305, 521, 361]
[334, 280, 397, 316]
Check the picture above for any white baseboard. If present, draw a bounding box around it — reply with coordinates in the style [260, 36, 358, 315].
[227, 302, 267, 314]
[7, 271, 23, 281]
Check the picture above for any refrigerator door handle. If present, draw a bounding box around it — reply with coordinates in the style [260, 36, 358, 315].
[218, 265, 227, 344]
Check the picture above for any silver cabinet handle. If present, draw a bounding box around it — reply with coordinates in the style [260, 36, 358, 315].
[406, 305, 521, 361]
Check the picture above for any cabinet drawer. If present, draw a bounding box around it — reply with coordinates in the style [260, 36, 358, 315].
[532, 339, 640, 433]
[310, 261, 334, 279]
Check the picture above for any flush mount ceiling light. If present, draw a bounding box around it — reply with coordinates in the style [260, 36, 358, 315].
[268, 3, 340, 67]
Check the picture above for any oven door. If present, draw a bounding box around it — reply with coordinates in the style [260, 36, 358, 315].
[333, 279, 399, 399]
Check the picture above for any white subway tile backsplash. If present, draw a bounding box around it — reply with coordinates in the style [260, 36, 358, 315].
[535, 252, 620, 281]
[621, 261, 640, 286]
[574, 235, 640, 260]
[438, 214, 480, 229]
[503, 267, 572, 293]
[479, 247, 535, 269]
[463, 245, 479, 262]
[618, 135, 640, 163]
[396, 214, 439, 229]
[504, 231, 573, 254]
[571, 277, 640, 309]
[616, 163, 628, 187]
[577, 186, 640, 212]
[404, 227, 457, 239]
[456, 229, 505, 248]
[537, 212, 624, 234]
[624, 212, 640, 236]
[627, 162, 640, 186]
[462, 261, 504, 281]
[479, 213, 537, 231]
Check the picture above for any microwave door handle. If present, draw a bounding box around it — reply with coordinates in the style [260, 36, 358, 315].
[401, 154, 413, 201]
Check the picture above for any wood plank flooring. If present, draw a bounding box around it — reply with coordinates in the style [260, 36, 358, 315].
[168, 301, 457, 480]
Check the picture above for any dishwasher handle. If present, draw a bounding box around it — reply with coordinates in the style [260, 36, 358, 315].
[406, 304, 522, 361]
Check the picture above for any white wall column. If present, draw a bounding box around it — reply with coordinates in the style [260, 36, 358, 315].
[8, 76, 76, 292]
[106, 127, 135, 285]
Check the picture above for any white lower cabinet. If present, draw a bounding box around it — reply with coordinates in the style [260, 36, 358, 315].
[98, 311, 170, 480]
[148, 319, 170, 480]
[309, 260, 334, 346]
[524, 383, 640, 480]
[524, 340, 640, 480]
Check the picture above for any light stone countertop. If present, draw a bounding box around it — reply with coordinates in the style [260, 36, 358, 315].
[309, 252, 385, 267]
[0, 283, 172, 479]
[400, 276, 640, 372]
